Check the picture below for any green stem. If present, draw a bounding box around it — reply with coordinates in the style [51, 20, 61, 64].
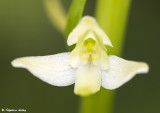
[80, 90, 114, 113]
[96, 0, 131, 55]
[79, 0, 131, 113]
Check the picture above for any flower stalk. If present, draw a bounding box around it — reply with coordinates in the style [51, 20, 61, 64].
[79, 0, 131, 113]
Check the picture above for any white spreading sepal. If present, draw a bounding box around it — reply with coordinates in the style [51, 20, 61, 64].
[67, 16, 112, 47]
[102, 55, 149, 89]
[11, 52, 76, 86]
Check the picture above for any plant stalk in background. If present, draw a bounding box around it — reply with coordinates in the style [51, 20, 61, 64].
[44, 0, 67, 33]
[79, 0, 131, 113]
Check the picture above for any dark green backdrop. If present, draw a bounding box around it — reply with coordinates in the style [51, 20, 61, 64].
[0, 0, 159, 113]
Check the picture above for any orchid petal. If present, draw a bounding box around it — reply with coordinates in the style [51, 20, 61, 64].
[74, 60, 101, 96]
[67, 16, 112, 46]
[102, 55, 149, 89]
[11, 52, 76, 86]
[69, 48, 81, 68]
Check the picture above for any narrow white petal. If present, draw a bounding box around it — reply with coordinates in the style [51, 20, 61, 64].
[95, 27, 113, 47]
[11, 52, 76, 86]
[74, 61, 101, 96]
[67, 16, 112, 46]
[99, 51, 109, 70]
[69, 48, 81, 68]
[102, 55, 149, 89]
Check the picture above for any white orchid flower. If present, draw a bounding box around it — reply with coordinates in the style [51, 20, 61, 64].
[11, 16, 149, 96]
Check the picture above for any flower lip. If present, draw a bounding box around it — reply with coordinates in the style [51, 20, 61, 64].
[74, 55, 101, 96]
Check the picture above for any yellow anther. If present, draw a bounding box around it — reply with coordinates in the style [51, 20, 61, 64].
[91, 57, 94, 61]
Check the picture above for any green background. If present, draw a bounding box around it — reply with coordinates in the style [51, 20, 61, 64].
[0, 0, 159, 113]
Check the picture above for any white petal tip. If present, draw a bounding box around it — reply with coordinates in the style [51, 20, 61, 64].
[11, 58, 23, 68]
[11, 57, 32, 68]
[110, 44, 113, 47]
[74, 87, 99, 97]
[101, 35, 113, 47]
[104, 40, 113, 47]
[139, 62, 149, 73]
[67, 39, 73, 46]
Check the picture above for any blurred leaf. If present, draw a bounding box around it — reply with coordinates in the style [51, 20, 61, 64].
[44, 0, 67, 33]
[65, 0, 86, 37]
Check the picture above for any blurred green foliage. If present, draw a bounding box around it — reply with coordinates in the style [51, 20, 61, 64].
[66, 0, 86, 37]
[0, 0, 159, 113]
